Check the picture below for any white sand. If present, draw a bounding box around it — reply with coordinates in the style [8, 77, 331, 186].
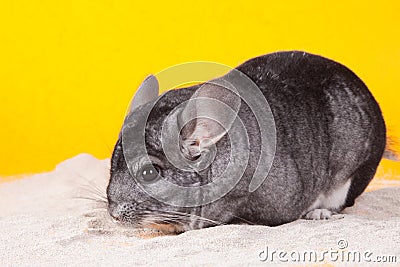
[1, 154, 400, 266]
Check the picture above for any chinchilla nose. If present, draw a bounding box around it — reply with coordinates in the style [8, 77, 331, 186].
[107, 201, 122, 221]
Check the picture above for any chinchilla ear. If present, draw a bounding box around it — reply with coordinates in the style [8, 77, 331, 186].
[128, 75, 159, 113]
[179, 79, 241, 159]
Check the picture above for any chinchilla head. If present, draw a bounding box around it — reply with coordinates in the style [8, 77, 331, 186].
[107, 75, 246, 233]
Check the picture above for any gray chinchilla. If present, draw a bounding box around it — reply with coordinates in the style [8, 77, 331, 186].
[106, 51, 396, 233]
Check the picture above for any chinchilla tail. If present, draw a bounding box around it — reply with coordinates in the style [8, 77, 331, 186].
[383, 136, 399, 161]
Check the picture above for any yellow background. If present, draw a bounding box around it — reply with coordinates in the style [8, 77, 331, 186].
[0, 0, 399, 178]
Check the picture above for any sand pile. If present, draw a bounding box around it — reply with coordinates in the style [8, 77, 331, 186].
[1, 154, 399, 266]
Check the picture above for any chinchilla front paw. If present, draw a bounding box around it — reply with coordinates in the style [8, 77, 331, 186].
[303, 209, 333, 220]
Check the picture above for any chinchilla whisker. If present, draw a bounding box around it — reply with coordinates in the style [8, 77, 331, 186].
[154, 210, 225, 226]
[230, 214, 256, 225]
[82, 191, 107, 202]
[79, 183, 107, 200]
[90, 206, 108, 211]
[72, 172, 108, 199]
[72, 195, 108, 204]
[143, 217, 185, 226]
[77, 185, 108, 202]
[162, 212, 223, 225]
[141, 213, 186, 222]
[138, 212, 193, 226]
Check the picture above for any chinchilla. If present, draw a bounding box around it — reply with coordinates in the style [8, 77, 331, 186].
[106, 51, 397, 233]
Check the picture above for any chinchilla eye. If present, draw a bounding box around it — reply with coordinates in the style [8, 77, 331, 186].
[138, 164, 160, 182]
